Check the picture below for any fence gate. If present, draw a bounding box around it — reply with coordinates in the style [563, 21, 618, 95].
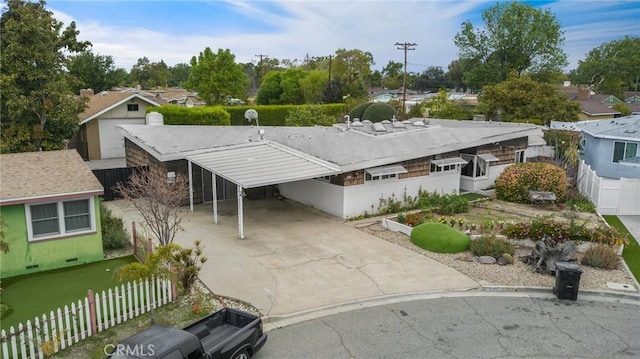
[92, 166, 148, 201]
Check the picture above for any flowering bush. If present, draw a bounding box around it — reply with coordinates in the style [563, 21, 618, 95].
[495, 162, 567, 203]
[501, 217, 629, 245]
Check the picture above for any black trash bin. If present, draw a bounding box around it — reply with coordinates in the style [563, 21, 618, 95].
[553, 262, 583, 300]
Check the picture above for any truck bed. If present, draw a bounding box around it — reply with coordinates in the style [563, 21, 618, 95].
[185, 308, 259, 353]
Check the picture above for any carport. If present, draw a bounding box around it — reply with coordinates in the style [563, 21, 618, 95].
[185, 141, 340, 238]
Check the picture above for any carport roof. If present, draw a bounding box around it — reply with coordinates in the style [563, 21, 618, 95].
[185, 141, 341, 188]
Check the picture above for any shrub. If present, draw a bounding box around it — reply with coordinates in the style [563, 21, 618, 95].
[285, 105, 337, 126]
[396, 213, 406, 224]
[581, 244, 620, 270]
[470, 235, 515, 259]
[100, 202, 130, 250]
[501, 217, 628, 245]
[223, 104, 345, 126]
[410, 222, 471, 253]
[148, 105, 230, 125]
[565, 188, 596, 212]
[418, 190, 469, 215]
[495, 162, 567, 203]
[362, 103, 397, 122]
[348, 102, 373, 120]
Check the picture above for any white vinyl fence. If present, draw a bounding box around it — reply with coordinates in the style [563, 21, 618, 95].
[577, 160, 640, 215]
[1, 278, 174, 359]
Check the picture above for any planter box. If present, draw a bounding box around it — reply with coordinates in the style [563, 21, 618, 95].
[381, 217, 413, 236]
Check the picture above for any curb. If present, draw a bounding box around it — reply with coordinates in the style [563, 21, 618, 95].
[263, 286, 640, 332]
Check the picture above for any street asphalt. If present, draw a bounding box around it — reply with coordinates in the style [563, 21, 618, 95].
[256, 292, 640, 359]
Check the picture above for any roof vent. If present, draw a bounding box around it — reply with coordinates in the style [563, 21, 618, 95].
[381, 120, 391, 124]
[362, 120, 372, 124]
[413, 121, 425, 127]
[624, 129, 637, 133]
[373, 123, 387, 132]
[392, 121, 406, 128]
[351, 121, 363, 127]
[402, 120, 412, 124]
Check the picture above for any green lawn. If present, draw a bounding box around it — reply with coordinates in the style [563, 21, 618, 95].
[1, 256, 138, 331]
[461, 192, 490, 202]
[603, 216, 640, 283]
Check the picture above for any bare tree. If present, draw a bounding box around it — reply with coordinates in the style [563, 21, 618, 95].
[115, 169, 188, 245]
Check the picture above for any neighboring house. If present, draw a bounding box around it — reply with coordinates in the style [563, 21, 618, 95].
[74, 89, 161, 161]
[576, 115, 640, 179]
[0, 150, 104, 278]
[148, 87, 206, 108]
[553, 115, 640, 215]
[117, 116, 544, 236]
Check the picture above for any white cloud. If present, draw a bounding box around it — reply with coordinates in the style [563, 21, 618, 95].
[50, 1, 638, 73]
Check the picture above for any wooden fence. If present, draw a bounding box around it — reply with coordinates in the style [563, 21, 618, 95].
[1, 278, 175, 359]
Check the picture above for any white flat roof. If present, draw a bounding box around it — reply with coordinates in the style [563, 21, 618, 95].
[185, 141, 340, 188]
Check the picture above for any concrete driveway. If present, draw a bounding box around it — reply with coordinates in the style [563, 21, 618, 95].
[104, 199, 479, 318]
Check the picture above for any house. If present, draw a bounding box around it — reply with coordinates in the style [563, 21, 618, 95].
[576, 115, 640, 178]
[0, 150, 104, 278]
[117, 116, 545, 236]
[74, 89, 161, 161]
[147, 87, 206, 107]
[553, 115, 640, 215]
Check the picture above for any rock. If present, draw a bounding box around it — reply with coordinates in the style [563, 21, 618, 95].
[457, 253, 476, 262]
[479, 256, 497, 264]
[497, 257, 509, 265]
[501, 253, 514, 264]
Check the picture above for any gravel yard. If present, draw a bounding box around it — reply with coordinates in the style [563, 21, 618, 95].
[357, 221, 638, 292]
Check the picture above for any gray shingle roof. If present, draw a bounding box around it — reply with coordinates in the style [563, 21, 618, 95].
[0, 150, 103, 205]
[119, 119, 542, 173]
[577, 115, 640, 140]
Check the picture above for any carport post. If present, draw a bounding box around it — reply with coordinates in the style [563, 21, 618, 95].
[237, 185, 244, 239]
[188, 160, 194, 211]
[212, 172, 218, 224]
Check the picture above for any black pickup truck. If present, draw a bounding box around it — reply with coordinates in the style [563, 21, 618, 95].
[108, 308, 267, 359]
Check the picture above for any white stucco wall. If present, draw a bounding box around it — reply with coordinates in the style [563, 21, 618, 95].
[460, 164, 509, 192]
[279, 171, 461, 218]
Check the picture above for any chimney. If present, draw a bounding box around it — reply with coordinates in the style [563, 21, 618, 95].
[577, 88, 591, 100]
[136, 84, 142, 92]
[79, 89, 94, 97]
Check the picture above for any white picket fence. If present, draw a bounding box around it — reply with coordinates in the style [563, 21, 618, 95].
[1, 278, 174, 359]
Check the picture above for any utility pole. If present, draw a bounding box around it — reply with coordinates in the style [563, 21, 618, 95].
[395, 42, 417, 117]
[254, 54, 268, 83]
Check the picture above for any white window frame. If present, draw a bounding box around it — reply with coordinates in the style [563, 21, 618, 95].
[365, 165, 407, 182]
[515, 150, 526, 163]
[612, 141, 639, 163]
[25, 197, 96, 242]
[460, 153, 498, 179]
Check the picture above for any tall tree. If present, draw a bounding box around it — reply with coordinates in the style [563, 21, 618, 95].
[67, 50, 126, 93]
[332, 48, 374, 98]
[299, 70, 329, 104]
[569, 36, 640, 98]
[381, 60, 403, 89]
[168, 63, 191, 87]
[479, 73, 580, 125]
[256, 71, 283, 105]
[1, 0, 90, 152]
[184, 47, 248, 105]
[454, 2, 567, 88]
[129, 57, 171, 89]
[413, 66, 447, 92]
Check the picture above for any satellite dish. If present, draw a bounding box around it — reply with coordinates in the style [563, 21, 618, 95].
[244, 109, 258, 121]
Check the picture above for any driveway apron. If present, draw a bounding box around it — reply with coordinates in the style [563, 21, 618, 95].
[104, 199, 479, 317]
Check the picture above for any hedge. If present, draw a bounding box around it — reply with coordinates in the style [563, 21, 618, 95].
[222, 104, 346, 126]
[146, 105, 230, 125]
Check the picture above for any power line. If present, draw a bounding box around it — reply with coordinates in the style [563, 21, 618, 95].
[395, 42, 417, 117]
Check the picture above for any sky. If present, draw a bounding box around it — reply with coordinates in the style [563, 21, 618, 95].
[44, 0, 640, 74]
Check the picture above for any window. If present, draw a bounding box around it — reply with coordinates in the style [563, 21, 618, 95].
[127, 104, 139, 112]
[460, 153, 498, 178]
[430, 158, 468, 173]
[613, 141, 638, 163]
[515, 150, 526, 163]
[365, 165, 407, 182]
[27, 198, 94, 241]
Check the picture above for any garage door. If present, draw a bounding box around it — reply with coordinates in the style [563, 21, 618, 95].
[98, 118, 146, 159]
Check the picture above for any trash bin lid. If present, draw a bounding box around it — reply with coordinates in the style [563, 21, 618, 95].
[555, 261, 583, 272]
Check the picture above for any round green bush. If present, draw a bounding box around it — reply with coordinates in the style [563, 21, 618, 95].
[495, 162, 567, 204]
[469, 235, 515, 259]
[348, 102, 373, 120]
[410, 222, 471, 253]
[362, 103, 397, 122]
